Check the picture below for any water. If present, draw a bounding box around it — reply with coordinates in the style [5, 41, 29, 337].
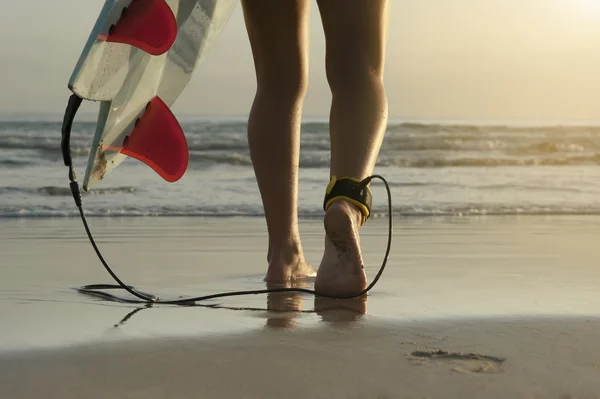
[1, 118, 600, 218]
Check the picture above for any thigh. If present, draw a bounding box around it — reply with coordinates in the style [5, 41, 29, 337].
[241, 0, 311, 84]
[316, 0, 389, 79]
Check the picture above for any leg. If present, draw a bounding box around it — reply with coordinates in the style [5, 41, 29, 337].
[315, 0, 390, 295]
[241, 0, 316, 281]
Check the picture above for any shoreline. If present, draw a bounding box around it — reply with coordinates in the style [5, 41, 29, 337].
[5, 211, 600, 219]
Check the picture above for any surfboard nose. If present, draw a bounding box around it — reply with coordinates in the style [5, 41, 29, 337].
[120, 96, 189, 183]
[105, 0, 178, 56]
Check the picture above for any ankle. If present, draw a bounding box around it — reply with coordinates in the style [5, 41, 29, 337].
[267, 239, 304, 265]
[265, 242, 316, 282]
[326, 200, 363, 227]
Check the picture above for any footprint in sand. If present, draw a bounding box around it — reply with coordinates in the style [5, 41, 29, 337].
[409, 349, 506, 374]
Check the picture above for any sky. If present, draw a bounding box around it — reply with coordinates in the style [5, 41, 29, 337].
[0, 0, 600, 122]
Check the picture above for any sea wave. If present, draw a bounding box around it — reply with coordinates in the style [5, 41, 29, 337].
[3, 204, 600, 219]
[0, 186, 137, 197]
[378, 154, 600, 167]
[3, 121, 600, 168]
[0, 159, 34, 167]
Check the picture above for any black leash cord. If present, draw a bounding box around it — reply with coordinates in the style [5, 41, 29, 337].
[62, 95, 393, 305]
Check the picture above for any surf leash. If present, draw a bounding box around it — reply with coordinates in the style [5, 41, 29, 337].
[61, 94, 394, 305]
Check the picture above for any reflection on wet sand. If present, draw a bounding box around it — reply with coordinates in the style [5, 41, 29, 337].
[313, 296, 367, 324]
[264, 281, 307, 330]
[109, 281, 369, 331]
[265, 280, 368, 329]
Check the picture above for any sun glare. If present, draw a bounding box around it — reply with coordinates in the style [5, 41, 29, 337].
[572, 0, 600, 12]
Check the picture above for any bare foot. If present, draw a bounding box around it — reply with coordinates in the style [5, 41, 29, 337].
[264, 252, 316, 282]
[315, 200, 368, 296]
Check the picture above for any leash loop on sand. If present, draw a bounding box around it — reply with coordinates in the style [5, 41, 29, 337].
[60, 96, 394, 306]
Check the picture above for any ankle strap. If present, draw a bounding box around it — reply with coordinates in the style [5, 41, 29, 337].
[323, 176, 372, 225]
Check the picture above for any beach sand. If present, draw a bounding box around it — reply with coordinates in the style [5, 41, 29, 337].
[2, 215, 600, 398]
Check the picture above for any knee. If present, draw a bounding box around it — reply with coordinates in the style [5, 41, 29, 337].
[255, 64, 309, 104]
[325, 49, 384, 95]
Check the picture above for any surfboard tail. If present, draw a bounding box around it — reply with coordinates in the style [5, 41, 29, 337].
[67, 0, 239, 191]
[68, 0, 180, 101]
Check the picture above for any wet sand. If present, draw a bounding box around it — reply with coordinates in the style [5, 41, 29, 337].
[2, 215, 600, 398]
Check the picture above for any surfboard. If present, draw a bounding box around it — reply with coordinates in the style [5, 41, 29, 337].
[67, 0, 238, 191]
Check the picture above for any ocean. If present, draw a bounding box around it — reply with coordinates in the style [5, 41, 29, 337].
[1, 118, 600, 218]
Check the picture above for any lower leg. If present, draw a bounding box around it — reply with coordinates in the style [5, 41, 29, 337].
[241, 0, 315, 281]
[322, 0, 389, 180]
[247, 91, 314, 281]
[315, 0, 390, 295]
[329, 74, 388, 180]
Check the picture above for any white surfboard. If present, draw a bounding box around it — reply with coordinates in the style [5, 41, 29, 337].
[68, 0, 238, 191]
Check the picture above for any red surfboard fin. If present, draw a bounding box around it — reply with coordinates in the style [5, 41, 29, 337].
[105, 0, 177, 56]
[120, 97, 189, 182]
